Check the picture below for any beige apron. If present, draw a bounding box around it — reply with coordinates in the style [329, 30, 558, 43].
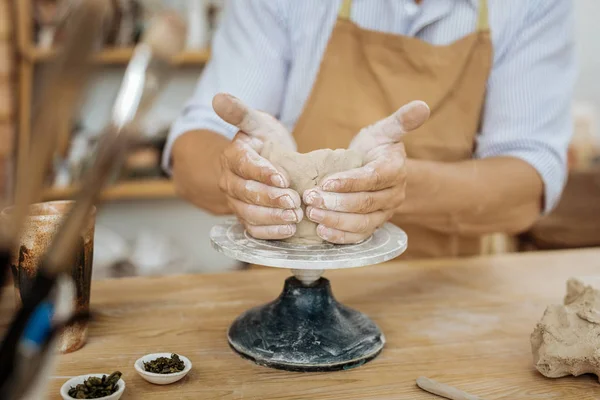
[292, 0, 493, 259]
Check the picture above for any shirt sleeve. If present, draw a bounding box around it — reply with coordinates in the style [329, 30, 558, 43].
[162, 0, 289, 173]
[474, 0, 577, 214]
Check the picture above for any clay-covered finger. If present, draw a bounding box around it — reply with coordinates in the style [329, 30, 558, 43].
[306, 207, 390, 234]
[234, 130, 265, 152]
[316, 225, 370, 245]
[303, 186, 404, 214]
[228, 197, 303, 226]
[222, 169, 301, 208]
[350, 100, 430, 150]
[222, 137, 288, 188]
[242, 222, 296, 240]
[320, 148, 406, 193]
[367, 100, 430, 140]
[212, 93, 296, 150]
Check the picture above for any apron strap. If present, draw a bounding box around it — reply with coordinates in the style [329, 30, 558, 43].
[477, 0, 490, 32]
[338, 0, 352, 20]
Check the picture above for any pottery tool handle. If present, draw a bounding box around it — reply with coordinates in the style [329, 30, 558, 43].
[416, 377, 485, 400]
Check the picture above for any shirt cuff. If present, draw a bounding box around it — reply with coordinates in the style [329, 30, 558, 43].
[475, 143, 567, 215]
[162, 110, 238, 175]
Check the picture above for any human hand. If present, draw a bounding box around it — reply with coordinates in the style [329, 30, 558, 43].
[212, 93, 302, 239]
[303, 101, 431, 244]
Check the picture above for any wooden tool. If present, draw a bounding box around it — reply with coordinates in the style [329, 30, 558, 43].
[416, 377, 485, 400]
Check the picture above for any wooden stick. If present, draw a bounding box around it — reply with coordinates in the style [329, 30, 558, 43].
[416, 377, 485, 400]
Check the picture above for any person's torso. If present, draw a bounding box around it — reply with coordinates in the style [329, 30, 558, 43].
[278, 0, 526, 133]
[287, 0, 494, 259]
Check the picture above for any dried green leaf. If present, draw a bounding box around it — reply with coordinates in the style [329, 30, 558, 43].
[143, 353, 185, 374]
[68, 372, 122, 399]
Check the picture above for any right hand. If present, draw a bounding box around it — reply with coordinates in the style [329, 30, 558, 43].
[212, 93, 303, 240]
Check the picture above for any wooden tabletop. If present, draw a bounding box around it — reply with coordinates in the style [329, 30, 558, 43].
[3, 249, 600, 399]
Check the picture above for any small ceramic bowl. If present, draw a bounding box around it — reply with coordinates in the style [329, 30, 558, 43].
[60, 373, 125, 400]
[134, 353, 192, 385]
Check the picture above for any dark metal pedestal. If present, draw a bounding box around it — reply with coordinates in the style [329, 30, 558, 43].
[227, 277, 384, 372]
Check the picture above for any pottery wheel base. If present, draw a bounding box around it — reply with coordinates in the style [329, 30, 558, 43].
[228, 277, 385, 372]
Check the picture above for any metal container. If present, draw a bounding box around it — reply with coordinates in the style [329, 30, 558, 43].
[1, 200, 95, 353]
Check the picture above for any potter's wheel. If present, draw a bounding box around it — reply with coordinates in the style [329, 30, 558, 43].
[210, 220, 407, 269]
[209, 220, 408, 372]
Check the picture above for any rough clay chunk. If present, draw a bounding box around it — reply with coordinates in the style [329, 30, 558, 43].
[260, 141, 363, 244]
[531, 276, 600, 381]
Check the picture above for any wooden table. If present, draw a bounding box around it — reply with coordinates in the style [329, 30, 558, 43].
[3, 249, 600, 399]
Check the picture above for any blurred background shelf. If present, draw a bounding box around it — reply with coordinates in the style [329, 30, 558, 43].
[22, 47, 211, 65]
[6, 0, 244, 275]
[13, 1, 217, 206]
[42, 179, 177, 202]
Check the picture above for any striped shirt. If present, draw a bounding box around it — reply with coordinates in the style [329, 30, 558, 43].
[164, 0, 577, 213]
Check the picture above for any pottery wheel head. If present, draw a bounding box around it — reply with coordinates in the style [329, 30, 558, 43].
[209, 220, 407, 270]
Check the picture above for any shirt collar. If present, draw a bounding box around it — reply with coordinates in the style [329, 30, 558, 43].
[408, 0, 482, 36]
[408, 0, 452, 36]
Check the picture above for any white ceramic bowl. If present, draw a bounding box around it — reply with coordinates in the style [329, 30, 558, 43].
[134, 353, 192, 385]
[60, 373, 125, 400]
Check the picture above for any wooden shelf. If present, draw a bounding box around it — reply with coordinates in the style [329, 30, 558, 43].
[13, 0, 208, 202]
[42, 179, 178, 202]
[23, 47, 210, 66]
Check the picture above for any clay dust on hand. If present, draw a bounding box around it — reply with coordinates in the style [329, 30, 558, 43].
[261, 141, 362, 244]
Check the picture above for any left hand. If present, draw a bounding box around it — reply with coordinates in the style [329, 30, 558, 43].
[303, 100, 430, 244]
